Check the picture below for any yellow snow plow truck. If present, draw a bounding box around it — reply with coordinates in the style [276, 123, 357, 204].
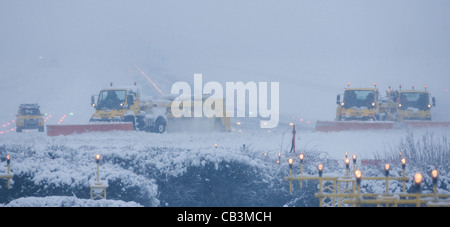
[16, 104, 45, 132]
[335, 87, 380, 121]
[90, 87, 168, 133]
[89, 86, 230, 133]
[388, 86, 436, 121]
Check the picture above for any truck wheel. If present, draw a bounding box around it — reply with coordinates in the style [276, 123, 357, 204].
[38, 126, 44, 132]
[123, 115, 136, 130]
[154, 117, 166, 133]
[136, 116, 146, 131]
[16, 127, 22, 133]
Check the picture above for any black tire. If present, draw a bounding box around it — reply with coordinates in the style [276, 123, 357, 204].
[154, 117, 166, 133]
[123, 115, 136, 130]
[16, 127, 22, 133]
[136, 116, 146, 131]
[38, 126, 44, 132]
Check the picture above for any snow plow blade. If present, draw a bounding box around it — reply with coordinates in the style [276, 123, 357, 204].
[315, 120, 450, 132]
[315, 121, 394, 132]
[47, 123, 133, 136]
[402, 121, 450, 128]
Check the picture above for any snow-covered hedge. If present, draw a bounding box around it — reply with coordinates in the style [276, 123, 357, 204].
[0, 129, 448, 207]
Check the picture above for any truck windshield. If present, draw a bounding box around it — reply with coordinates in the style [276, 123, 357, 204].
[399, 92, 429, 110]
[20, 108, 41, 115]
[343, 90, 375, 108]
[97, 90, 127, 109]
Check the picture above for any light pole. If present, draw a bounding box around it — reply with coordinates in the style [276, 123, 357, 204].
[345, 158, 350, 177]
[288, 158, 293, 193]
[414, 173, 423, 207]
[90, 154, 107, 200]
[299, 154, 304, 189]
[318, 164, 323, 177]
[431, 169, 438, 199]
[96, 154, 101, 183]
[384, 163, 390, 194]
[401, 158, 406, 192]
[354, 170, 362, 203]
[6, 155, 11, 189]
[288, 158, 293, 176]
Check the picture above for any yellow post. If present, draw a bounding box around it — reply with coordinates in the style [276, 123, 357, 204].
[332, 180, 336, 206]
[289, 174, 292, 194]
[318, 178, 323, 207]
[337, 181, 341, 207]
[415, 195, 421, 207]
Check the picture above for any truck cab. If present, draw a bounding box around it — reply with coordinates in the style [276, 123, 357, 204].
[90, 88, 140, 122]
[16, 104, 44, 132]
[336, 88, 380, 121]
[396, 90, 435, 120]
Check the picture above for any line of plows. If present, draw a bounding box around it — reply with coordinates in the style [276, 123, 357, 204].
[315, 83, 450, 132]
[35, 80, 450, 136]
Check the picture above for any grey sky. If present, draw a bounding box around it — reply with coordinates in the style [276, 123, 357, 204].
[1, 0, 449, 122]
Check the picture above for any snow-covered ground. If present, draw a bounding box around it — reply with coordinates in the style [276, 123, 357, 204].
[0, 126, 448, 206]
[1, 196, 142, 207]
